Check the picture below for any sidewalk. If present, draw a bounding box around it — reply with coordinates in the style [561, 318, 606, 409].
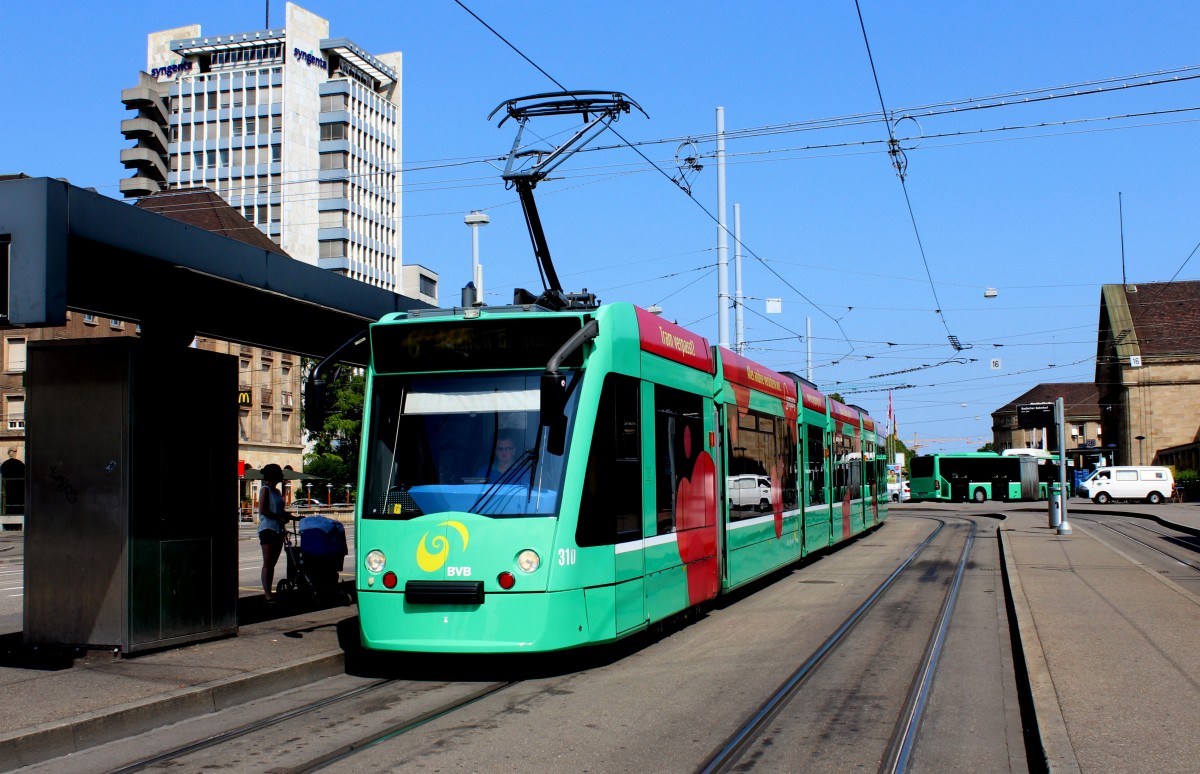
[0, 596, 354, 772]
[1001, 500, 1200, 774]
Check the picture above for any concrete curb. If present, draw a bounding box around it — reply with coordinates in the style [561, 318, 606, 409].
[0, 650, 346, 772]
[998, 526, 1082, 774]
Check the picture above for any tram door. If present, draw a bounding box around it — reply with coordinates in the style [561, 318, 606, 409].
[579, 374, 644, 635]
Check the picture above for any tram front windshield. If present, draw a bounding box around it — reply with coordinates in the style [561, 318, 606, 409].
[363, 372, 579, 519]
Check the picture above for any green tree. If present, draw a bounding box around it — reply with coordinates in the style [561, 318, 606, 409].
[303, 361, 364, 497]
[977, 441, 996, 453]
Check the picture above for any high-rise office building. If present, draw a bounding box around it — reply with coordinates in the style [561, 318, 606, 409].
[120, 2, 432, 300]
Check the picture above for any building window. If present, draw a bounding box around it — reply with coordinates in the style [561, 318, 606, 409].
[5, 338, 26, 372]
[246, 116, 256, 135]
[320, 180, 348, 199]
[320, 123, 348, 141]
[110, 319, 124, 330]
[419, 274, 437, 298]
[320, 152, 348, 170]
[207, 92, 218, 110]
[261, 411, 271, 442]
[319, 240, 347, 259]
[83, 314, 97, 325]
[319, 210, 346, 229]
[6, 395, 25, 431]
[320, 93, 347, 112]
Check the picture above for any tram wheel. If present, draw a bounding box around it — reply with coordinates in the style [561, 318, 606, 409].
[972, 488, 986, 503]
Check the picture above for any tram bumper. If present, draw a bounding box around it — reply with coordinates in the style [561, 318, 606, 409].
[358, 587, 590, 654]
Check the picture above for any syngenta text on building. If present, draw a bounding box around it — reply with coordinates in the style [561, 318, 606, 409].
[151, 61, 194, 79]
[293, 49, 328, 69]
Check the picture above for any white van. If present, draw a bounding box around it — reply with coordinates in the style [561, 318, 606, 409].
[1077, 466, 1174, 504]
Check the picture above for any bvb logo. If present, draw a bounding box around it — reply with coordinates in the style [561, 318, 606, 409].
[416, 521, 470, 572]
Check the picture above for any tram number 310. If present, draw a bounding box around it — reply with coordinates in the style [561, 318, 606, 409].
[558, 549, 577, 566]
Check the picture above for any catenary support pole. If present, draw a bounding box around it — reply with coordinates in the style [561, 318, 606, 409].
[734, 203, 744, 353]
[716, 107, 729, 349]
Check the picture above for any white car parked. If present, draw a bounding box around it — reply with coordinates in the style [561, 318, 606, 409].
[728, 475, 772, 511]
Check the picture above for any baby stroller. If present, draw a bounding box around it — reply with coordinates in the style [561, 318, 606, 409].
[276, 515, 349, 604]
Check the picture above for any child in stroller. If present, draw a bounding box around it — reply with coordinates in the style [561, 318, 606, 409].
[276, 514, 349, 604]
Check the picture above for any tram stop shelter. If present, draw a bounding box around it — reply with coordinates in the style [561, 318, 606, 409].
[0, 175, 431, 652]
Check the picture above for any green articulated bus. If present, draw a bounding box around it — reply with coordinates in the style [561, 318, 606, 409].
[306, 301, 887, 654]
[909, 451, 1067, 503]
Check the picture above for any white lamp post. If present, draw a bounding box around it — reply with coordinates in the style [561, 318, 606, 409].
[464, 211, 490, 305]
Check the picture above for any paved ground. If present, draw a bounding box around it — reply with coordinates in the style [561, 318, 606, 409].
[0, 498, 1198, 772]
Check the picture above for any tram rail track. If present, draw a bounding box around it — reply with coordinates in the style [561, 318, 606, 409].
[1075, 516, 1200, 573]
[699, 516, 978, 774]
[98, 677, 515, 774]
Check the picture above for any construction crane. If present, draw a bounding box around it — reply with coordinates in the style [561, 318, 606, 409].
[911, 434, 986, 453]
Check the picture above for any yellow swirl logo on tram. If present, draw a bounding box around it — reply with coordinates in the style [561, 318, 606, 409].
[416, 520, 470, 572]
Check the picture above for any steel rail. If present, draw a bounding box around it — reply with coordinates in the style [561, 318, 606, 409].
[881, 519, 977, 774]
[1081, 518, 1200, 572]
[281, 681, 514, 773]
[106, 678, 399, 774]
[697, 519, 946, 774]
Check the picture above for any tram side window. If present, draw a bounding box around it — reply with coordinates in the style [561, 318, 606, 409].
[578, 375, 642, 547]
[806, 426, 826, 506]
[726, 405, 797, 512]
[864, 440, 877, 494]
[655, 385, 705, 535]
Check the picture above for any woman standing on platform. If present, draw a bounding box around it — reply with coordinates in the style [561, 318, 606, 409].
[258, 464, 287, 602]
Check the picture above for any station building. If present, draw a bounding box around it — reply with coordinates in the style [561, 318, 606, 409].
[990, 280, 1200, 475]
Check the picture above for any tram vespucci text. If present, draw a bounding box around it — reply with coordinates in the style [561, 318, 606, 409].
[658, 326, 697, 357]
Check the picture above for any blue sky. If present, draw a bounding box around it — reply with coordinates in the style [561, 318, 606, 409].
[5, 1, 1200, 451]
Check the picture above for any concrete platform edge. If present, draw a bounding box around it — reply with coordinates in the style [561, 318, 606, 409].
[998, 525, 1082, 774]
[0, 650, 346, 772]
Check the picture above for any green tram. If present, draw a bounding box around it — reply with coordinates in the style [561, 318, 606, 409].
[324, 301, 886, 654]
[909, 452, 1065, 503]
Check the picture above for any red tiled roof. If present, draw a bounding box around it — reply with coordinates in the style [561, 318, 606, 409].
[994, 382, 1100, 416]
[134, 188, 290, 257]
[1120, 280, 1200, 357]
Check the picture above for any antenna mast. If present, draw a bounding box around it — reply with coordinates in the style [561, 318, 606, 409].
[489, 91, 647, 310]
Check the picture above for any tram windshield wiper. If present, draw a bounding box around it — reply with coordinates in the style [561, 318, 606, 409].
[468, 449, 535, 515]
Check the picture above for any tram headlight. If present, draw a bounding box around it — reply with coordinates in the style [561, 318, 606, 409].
[516, 549, 540, 573]
[365, 549, 386, 574]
